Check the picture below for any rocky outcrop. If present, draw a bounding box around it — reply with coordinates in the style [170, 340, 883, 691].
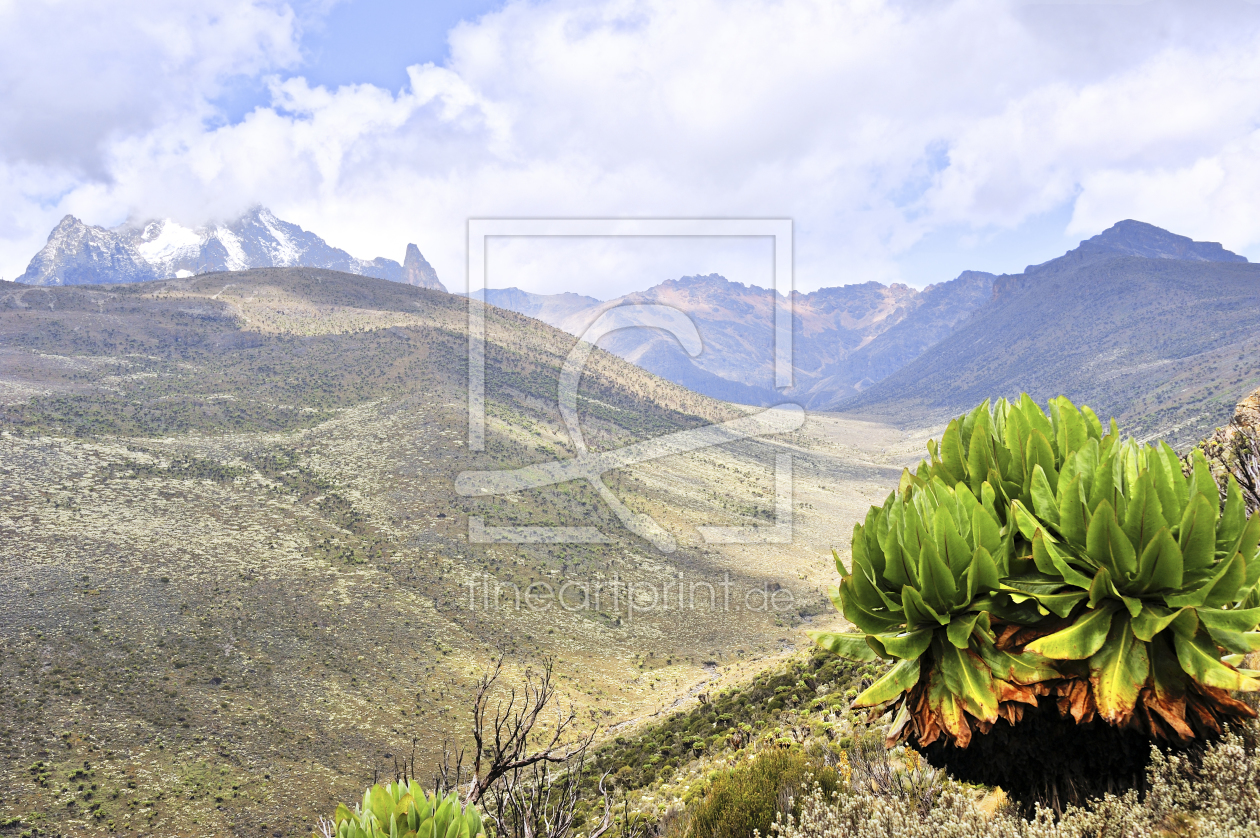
[18, 207, 416, 287]
[19, 215, 159, 286]
[402, 243, 446, 291]
[1198, 388, 1260, 515]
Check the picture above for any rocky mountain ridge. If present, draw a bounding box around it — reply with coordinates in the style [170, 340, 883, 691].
[479, 269, 994, 408]
[842, 222, 1259, 445]
[16, 206, 446, 291]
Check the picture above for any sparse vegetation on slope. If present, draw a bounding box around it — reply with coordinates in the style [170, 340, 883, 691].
[0, 268, 896, 836]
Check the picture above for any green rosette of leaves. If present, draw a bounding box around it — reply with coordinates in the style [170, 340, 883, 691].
[811, 394, 1260, 747]
[318, 782, 486, 838]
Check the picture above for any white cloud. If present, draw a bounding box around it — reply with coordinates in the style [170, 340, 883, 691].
[0, 0, 301, 278]
[4, 0, 1260, 288]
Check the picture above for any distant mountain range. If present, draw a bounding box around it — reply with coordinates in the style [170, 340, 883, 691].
[18, 206, 1256, 443]
[477, 220, 1259, 443]
[15, 206, 446, 291]
[476, 269, 995, 408]
[845, 220, 1260, 444]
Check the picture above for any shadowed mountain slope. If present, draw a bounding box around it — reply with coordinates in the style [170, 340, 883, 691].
[840, 223, 1260, 446]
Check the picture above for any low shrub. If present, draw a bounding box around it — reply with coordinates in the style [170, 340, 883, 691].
[689, 749, 838, 838]
[771, 723, 1260, 838]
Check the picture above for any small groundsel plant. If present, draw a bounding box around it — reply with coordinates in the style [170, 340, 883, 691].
[315, 781, 486, 838]
[811, 394, 1260, 749]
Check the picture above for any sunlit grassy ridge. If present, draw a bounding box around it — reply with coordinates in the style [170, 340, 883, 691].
[0, 270, 909, 836]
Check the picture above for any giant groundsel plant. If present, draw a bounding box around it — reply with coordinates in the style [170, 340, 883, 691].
[319, 782, 486, 838]
[812, 395, 1260, 749]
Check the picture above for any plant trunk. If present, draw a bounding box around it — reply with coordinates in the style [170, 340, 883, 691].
[913, 696, 1204, 816]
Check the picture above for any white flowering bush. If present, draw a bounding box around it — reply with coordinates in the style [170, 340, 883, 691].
[769, 724, 1260, 838]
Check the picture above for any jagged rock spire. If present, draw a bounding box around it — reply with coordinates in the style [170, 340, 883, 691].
[402, 243, 445, 291]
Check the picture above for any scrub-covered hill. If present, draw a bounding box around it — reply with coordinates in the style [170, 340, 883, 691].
[0, 268, 909, 836]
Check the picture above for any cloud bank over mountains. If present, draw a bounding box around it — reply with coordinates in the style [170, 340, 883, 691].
[3, 0, 1260, 293]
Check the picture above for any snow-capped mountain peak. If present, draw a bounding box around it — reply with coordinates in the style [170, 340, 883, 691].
[17, 207, 446, 292]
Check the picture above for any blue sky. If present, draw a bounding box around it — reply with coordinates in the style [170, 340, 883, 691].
[3, 0, 1260, 294]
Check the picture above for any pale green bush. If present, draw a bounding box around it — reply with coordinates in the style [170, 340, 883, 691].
[770, 724, 1260, 838]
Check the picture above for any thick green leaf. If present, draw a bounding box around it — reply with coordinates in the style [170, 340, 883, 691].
[1031, 590, 1089, 618]
[966, 546, 1001, 600]
[859, 508, 887, 578]
[1196, 606, 1260, 634]
[1167, 551, 1245, 609]
[1240, 514, 1260, 590]
[1086, 566, 1141, 616]
[1002, 572, 1071, 595]
[370, 785, 394, 826]
[1033, 529, 1094, 589]
[917, 537, 958, 615]
[967, 416, 994, 496]
[1179, 493, 1218, 574]
[1174, 627, 1260, 692]
[1026, 604, 1117, 659]
[1091, 449, 1122, 517]
[1087, 500, 1137, 581]
[940, 419, 968, 486]
[1131, 528, 1183, 595]
[881, 534, 914, 589]
[1050, 396, 1090, 460]
[853, 657, 921, 707]
[1079, 403, 1103, 439]
[1031, 464, 1060, 527]
[1123, 472, 1165, 555]
[935, 505, 973, 583]
[984, 593, 1051, 625]
[1057, 474, 1088, 548]
[1219, 478, 1246, 555]
[1131, 604, 1187, 641]
[901, 585, 946, 628]
[877, 628, 934, 659]
[976, 638, 1059, 685]
[938, 640, 1000, 722]
[832, 546, 851, 579]
[1198, 607, 1260, 654]
[1189, 450, 1221, 518]
[827, 584, 843, 614]
[946, 613, 982, 649]
[839, 576, 904, 634]
[1025, 429, 1059, 498]
[1022, 394, 1056, 453]
[1004, 407, 1030, 488]
[1089, 614, 1149, 724]
[972, 505, 1002, 556]
[809, 631, 879, 661]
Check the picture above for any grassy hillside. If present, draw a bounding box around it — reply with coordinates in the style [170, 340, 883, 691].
[0, 270, 910, 836]
[839, 253, 1260, 447]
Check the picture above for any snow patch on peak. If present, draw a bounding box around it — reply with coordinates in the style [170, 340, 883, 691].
[17, 206, 413, 287]
[135, 220, 204, 265]
[213, 226, 250, 272]
[257, 213, 301, 266]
